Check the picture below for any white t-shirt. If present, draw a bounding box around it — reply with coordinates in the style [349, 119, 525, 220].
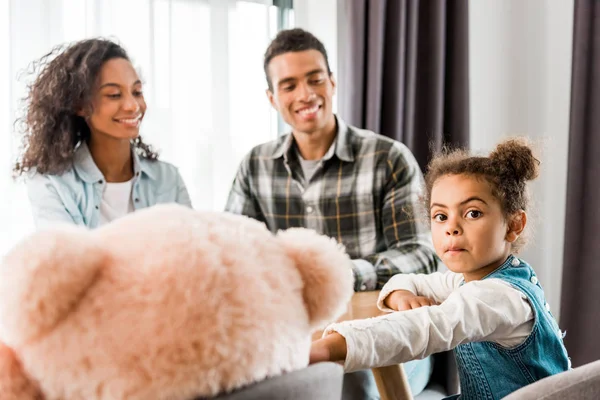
[324, 270, 535, 373]
[98, 179, 135, 226]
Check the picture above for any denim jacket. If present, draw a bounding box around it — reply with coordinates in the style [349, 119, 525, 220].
[27, 142, 192, 229]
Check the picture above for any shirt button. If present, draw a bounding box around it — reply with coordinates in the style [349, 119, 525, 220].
[360, 284, 367, 291]
[98, 180, 103, 184]
[511, 257, 520, 267]
[306, 205, 314, 214]
[134, 198, 140, 203]
[531, 276, 538, 285]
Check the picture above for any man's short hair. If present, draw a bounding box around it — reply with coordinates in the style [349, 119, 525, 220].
[263, 28, 331, 91]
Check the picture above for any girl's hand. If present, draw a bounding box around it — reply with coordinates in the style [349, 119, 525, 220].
[384, 289, 439, 311]
[309, 332, 347, 364]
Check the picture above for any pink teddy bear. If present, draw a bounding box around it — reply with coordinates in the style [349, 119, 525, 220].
[0, 204, 353, 399]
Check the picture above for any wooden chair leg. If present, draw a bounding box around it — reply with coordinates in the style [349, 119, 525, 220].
[372, 364, 413, 400]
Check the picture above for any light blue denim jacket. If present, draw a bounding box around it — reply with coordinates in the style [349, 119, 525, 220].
[27, 142, 192, 229]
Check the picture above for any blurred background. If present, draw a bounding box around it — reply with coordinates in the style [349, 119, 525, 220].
[1, 0, 598, 367]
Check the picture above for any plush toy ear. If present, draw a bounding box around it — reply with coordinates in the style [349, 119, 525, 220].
[0, 341, 43, 400]
[276, 228, 354, 330]
[0, 225, 105, 347]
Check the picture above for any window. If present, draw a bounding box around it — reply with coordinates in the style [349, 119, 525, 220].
[0, 0, 294, 255]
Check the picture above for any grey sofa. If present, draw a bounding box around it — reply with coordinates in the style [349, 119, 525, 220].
[416, 358, 600, 399]
[209, 362, 344, 400]
[504, 359, 600, 400]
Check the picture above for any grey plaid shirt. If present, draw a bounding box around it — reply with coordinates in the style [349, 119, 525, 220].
[225, 117, 439, 291]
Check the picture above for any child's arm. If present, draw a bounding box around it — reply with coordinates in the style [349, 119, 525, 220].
[311, 279, 533, 372]
[309, 332, 347, 365]
[378, 270, 463, 311]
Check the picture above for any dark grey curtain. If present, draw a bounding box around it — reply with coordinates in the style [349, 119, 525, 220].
[336, 1, 467, 392]
[560, 0, 600, 368]
[337, 0, 470, 170]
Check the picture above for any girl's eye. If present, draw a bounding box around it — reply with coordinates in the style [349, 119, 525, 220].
[133, 91, 144, 97]
[433, 214, 447, 222]
[466, 210, 482, 219]
[106, 93, 121, 99]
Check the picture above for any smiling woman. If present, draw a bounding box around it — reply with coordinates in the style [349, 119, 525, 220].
[14, 38, 193, 229]
[0, 0, 296, 256]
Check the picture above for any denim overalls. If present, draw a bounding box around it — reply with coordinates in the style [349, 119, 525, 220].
[446, 255, 570, 400]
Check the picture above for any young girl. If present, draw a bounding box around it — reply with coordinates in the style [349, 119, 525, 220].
[310, 139, 570, 399]
[14, 38, 192, 229]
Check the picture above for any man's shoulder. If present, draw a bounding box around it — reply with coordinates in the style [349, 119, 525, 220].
[345, 124, 414, 161]
[245, 135, 289, 160]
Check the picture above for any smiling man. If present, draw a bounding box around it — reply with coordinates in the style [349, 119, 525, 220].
[225, 28, 438, 399]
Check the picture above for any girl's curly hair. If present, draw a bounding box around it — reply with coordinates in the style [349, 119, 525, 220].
[14, 38, 158, 177]
[424, 138, 540, 252]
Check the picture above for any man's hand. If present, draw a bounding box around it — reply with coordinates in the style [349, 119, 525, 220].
[309, 332, 348, 364]
[384, 289, 439, 311]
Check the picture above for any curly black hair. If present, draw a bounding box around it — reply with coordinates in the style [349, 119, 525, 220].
[263, 28, 331, 91]
[424, 138, 541, 252]
[13, 38, 158, 177]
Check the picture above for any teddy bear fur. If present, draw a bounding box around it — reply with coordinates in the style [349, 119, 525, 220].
[0, 204, 353, 400]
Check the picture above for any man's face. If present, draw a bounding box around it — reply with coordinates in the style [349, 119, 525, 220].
[266, 50, 336, 135]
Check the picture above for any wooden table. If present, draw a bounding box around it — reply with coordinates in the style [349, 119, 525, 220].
[312, 291, 413, 400]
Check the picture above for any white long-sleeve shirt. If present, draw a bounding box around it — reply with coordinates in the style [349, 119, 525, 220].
[324, 271, 535, 373]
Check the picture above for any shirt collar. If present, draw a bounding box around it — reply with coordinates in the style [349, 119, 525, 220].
[333, 117, 354, 162]
[73, 141, 155, 183]
[270, 115, 355, 162]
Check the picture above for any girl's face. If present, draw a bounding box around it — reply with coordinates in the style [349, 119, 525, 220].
[82, 58, 146, 141]
[430, 174, 522, 281]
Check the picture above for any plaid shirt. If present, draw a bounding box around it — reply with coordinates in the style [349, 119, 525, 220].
[225, 117, 439, 291]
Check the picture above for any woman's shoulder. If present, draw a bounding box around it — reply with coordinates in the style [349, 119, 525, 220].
[26, 167, 80, 189]
[138, 157, 183, 183]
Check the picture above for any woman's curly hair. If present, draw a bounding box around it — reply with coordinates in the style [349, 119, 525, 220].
[14, 38, 158, 177]
[424, 138, 540, 252]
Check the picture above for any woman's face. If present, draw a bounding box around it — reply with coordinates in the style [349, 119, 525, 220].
[83, 58, 146, 141]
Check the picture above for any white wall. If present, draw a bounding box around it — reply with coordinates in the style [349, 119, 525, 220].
[470, 0, 574, 319]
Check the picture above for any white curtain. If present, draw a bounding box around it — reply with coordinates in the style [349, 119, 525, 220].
[1, 0, 290, 256]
